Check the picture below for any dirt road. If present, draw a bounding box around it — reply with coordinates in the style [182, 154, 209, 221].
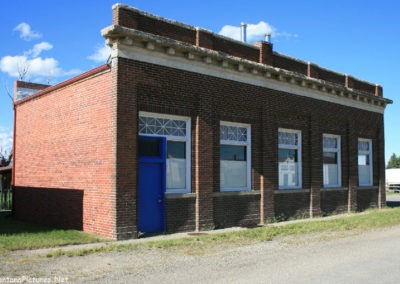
[2, 224, 400, 283]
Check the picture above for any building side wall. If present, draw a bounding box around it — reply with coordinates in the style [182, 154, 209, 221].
[320, 190, 349, 214]
[117, 58, 384, 233]
[166, 196, 196, 233]
[14, 71, 116, 237]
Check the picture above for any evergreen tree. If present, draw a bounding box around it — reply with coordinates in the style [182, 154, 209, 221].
[387, 153, 400, 169]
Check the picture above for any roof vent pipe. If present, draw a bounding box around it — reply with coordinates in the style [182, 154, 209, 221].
[240, 22, 247, 42]
[265, 33, 272, 43]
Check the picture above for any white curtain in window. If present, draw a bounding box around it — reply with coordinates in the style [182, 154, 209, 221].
[323, 164, 338, 186]
[220, 160, 247, 188]
[359, 165, 371, 185]
[279, 162, 298, 187]
[166, 158, 186, 189]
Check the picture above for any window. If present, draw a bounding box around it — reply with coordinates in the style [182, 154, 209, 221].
[139, 112, 191, 193]
[323, 134, 341, 187]
[358, 138, 373, 186]
[220, 122, 251, 191]
[278, 129, 302, 189]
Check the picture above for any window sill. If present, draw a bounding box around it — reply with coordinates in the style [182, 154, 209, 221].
[213, 190, 260, 197]
[358, 186, 379, 190]
[165, 193, 195, 199]
[275, 188, 310, 194]
[321, 187, 348, 192]
[220, 187, 251, 192]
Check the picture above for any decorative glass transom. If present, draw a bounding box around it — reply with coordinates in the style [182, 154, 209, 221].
[279, 132, 298, 146]
[220, 125, 248, 142]
[358, 141, 370, 151]
[139, 116, 186, 137]
[323, 137, 338, 149]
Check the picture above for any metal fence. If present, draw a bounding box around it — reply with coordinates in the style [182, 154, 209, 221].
[0, 187, 12, 211]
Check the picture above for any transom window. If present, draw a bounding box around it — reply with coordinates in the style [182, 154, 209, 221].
[220, 124, 248, 142]
[139, 116, 186, 137]
[278, 129, 302, 189]
[220, 122, 251, 191]
[323, 134, 341, 188]
[139, 112, 191, 193]
[358, 138, 373, 186]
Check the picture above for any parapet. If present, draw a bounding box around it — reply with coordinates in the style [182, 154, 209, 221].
[107, 4, 388, 103]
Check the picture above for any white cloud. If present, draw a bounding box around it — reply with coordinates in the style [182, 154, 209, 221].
[0, 55, 29, 78]
[218, 21, 297, 42]
[1, 24, 80, 83]
[14, 22, 42, 41]
[0, 55, 62, 79]
[0, 43, 80, 80]
[274, 31, 299, 40]
[219, 21, 274, 42]
[0, 128, 13, 157]
[26, 42, 53, 58]
[88, 44, 111, 62]
[63, 69, 82, 76]
[0, 55, 82, 80]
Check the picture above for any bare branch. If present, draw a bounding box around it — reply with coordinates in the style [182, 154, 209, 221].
[2, 79, 14, 103]
[17, 60, 30, 81]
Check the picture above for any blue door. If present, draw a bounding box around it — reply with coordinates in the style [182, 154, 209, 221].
[138, 136, 166, 234]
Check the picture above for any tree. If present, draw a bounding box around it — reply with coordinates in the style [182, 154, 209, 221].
[386, 153, 400, 169]
[0, 149, 12, 167]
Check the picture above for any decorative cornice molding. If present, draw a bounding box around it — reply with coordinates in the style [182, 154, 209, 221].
[102, 25, 391, 113]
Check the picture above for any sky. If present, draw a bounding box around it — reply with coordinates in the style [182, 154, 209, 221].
[0, 0, 399, 162]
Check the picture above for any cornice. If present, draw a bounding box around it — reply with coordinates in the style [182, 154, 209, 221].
[102, 25, 392, 113]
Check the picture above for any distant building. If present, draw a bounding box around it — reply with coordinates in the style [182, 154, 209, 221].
[13, 4, 392, 239]
[386, 169, 400, 192]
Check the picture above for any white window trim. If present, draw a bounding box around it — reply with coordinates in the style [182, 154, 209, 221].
[278, 128, 302, 190]
[358, 138, 373, 187]
[139, 111, 191, 194]
[323, 134, 342, 188]
[220, 121, 251, 192]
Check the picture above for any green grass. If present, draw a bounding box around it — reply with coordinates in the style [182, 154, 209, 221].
[2, 208, 400, 258]
[46, 207, 400, 258]
[0, 212, 105, 253]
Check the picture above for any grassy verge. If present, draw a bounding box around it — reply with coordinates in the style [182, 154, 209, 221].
[0, 213, 105, 254]
[47, 207, 400, 258]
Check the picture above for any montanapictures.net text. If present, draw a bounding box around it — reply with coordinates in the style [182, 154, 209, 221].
[0, 276, 69, 283]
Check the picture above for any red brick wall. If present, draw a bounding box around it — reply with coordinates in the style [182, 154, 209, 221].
[273, 54, 308, 75]
[14, 70, 116, 238]
[166, 196, 196, 232]
[113, 6, 196, 45]
[320, 190, 348, 214]
[112, 4, 381, 96]
[118, 58, 385, 229]
[213, 193, 261, 228]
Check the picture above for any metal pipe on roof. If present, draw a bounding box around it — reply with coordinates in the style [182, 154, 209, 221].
[240, 22, 247, 42]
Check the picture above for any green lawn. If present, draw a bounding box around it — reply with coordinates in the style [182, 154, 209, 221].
[49, 207, 400, 258]
[2, 208, 400, 258]
[0, 212, 105, 253]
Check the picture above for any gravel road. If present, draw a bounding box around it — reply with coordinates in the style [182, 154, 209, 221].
[2, 224, 400, 284]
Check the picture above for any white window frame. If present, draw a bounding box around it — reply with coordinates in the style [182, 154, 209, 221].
[322, 134, 341, 188]
[358, 138, 373, 187]
[220, 121, 251, 192]
[278, 128, 302, 190]
[139, 111, 191, 194]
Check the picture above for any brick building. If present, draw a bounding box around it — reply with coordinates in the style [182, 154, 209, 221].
[13, 4, 392, 239]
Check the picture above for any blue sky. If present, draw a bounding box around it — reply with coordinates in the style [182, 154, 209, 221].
[0, 0, 399, 162]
